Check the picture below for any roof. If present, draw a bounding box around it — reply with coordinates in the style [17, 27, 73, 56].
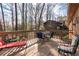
[44, 20, 62, 30]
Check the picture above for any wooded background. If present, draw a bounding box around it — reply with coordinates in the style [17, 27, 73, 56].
[0, 3, 67, 31]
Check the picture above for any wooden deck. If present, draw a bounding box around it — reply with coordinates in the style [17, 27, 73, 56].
[0, 38, 79, 56]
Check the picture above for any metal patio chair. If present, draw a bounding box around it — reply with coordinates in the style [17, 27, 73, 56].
[58, 34, 79, 56]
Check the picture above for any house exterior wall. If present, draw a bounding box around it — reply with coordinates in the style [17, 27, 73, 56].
[69, 7, 79, 39]
[69, 20, 73, 39]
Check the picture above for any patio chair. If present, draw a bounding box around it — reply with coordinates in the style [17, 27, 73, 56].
[58, 34, 79, 56]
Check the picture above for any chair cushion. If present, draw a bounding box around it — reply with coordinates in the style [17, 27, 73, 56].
[58, 46, 73, 53]
[71, 35, 79, 46]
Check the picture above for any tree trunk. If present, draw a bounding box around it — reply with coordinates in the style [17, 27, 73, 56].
[11, 4, 14, 31]
[0, 3, 5, 31]
[0, 21, 3, 31]
[22, 3, 25, 30]
[38, 3, 45, 30]
[35, 4, 40, 30]
[15, 3, 18, 31]
[35, 4, 38, 30]
[29, 3, 34, 30]
[25, 3, 27, 30]
[46, 4, 49, 21]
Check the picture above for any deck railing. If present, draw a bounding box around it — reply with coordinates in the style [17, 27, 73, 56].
[0, 30, 65, 56]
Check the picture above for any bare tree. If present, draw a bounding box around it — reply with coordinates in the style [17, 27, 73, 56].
[25, 3, 27, 30]
[0, 20, 3, 31]
[0, 3, 5, 31]
[46, 4, 52, 20]
[11, 4, 14, 31]
[46, 4, 56, 20]
[38, 3, 45, 30]
[46, 4, 49, 20]
[22, 3, 25, 30]
[28, 3, 35, 30]
[34, 3, 40, 30]
[15, 3, 18, 31]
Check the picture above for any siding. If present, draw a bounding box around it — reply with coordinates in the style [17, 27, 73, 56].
[69, 7, 79, 39]
[69, 20, 73, 39]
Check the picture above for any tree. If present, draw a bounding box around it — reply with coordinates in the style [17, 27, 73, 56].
[28, 3, 35, 30]
[11, 4, 14, 31]
[46, 4, 49, 20]
[25, 3, 27, 30]
[34, 3, 40, 30]
[0, 20, 3, 31]
[0, 3, 5, 31]
[38, 3, 45, 30]
[15, 3, 18, 31]
[22, 3, 25, 30]
[46, 4, 56, 20]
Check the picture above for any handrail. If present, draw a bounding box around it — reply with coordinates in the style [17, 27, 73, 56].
[0, 29, 65, 34]
[0, 30, 66, 40]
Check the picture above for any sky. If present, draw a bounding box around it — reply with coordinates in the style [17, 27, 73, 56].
[53, 3, 67, 17]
